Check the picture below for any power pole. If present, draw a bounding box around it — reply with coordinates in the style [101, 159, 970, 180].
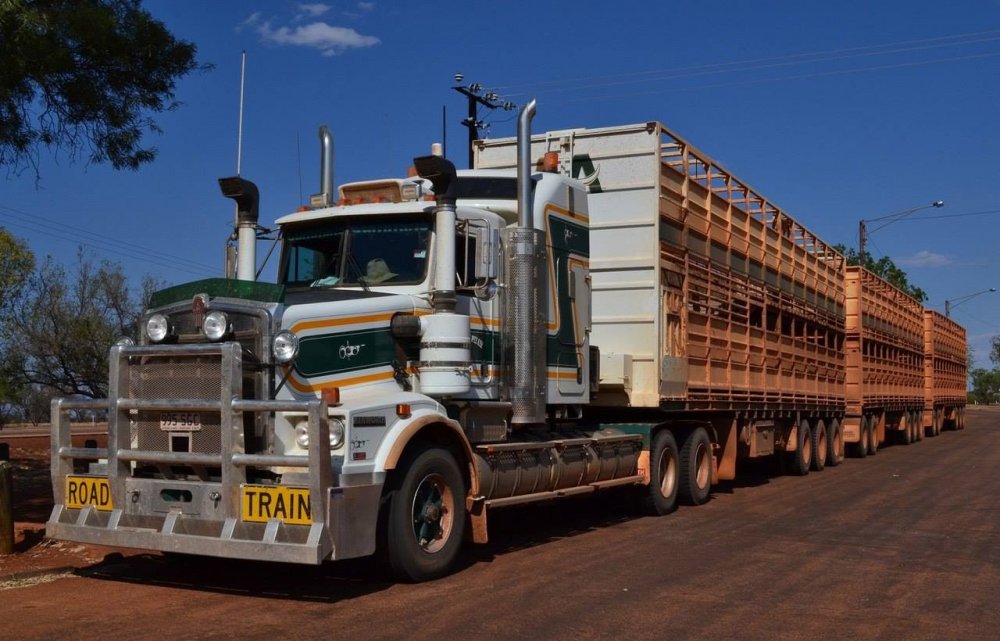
[452, 74, 516, 168]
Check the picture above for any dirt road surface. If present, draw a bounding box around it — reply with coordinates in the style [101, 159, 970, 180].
[2, 409, 998, 641]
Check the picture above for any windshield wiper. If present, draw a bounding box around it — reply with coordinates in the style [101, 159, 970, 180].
[346, 254, 370, 292]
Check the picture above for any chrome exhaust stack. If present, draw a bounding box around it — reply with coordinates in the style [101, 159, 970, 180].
[504, 99, 546, 426]
[311, 125, 335, 208]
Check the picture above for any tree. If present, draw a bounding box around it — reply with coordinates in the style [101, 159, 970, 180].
[991, 336, 1000, 367]
[969, 367, 1000, 405]
[0, 226, 34, 308]
[833, 244, 928, 302]
[0, 250, 157, 399]
[0, 0, 204, 176]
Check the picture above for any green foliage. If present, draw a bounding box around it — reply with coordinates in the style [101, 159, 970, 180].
[833, 244, 928, 302]
[0, 0, 204, 175]
[991, 336, 1000, 367]
[969, 367, 1000, 405]
[0, 226, 34, 309]
[0, 250, 157, 399]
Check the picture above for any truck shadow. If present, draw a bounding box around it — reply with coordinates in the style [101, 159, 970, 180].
[75, 551, 395, 602]
[73, 466, 789, 598]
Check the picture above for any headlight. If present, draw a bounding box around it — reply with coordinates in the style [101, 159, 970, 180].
[146, 314, 169, 343]
[203, 311, 229, 341]
[272, 330, 299, 364]
[115, 336, 135, 348]
[294, 417, 346, 450]
[329, 417, 345, 449]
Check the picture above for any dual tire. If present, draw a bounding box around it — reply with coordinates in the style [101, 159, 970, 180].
[643, 427, 711, 514]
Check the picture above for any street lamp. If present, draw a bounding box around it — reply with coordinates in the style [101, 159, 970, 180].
[858, 200, 945, 262]
[945, 287, 996, 317]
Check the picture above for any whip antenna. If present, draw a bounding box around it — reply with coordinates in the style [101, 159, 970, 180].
[236, 50, 247, 175]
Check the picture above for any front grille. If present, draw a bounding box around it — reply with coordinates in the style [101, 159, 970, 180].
[131, 356, 224, 454]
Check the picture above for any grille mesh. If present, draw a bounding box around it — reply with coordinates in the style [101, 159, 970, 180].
[130, 356, 223, 454]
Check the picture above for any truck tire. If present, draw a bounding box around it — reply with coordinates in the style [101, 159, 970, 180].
[867, 418, 879, 456]
[914, 411, 923, 442]
[931, 409, 942, 437]
[642, 430, 680, 516]
[679, 427, 712, 506]
[788, 420, 811, 476]
[898, 414, 913, 445]
[810, 419, 827, 472]
[958, 407, 966, 430]
[385, 445, 466, 582]
[827, 418, 843, 467]
[852, 416, 869, 459]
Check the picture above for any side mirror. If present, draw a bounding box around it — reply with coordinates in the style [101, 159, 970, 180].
[474, 279, 498, 301]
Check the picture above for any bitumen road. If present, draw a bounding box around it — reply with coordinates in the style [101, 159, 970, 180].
[2, 409, 998, 641]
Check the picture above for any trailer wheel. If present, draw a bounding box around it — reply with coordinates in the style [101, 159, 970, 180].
[958, 407, 966, 430]
[679, 427, 712, 506]
[827, 418, 843, 467]
[810, 419, 827, 472]
[385, 445, 466, 582]
[898, 414, 913, 445]
[914, 411, 924, 442]
[852, 416, 869, 459]
[867, 418, 879, 456]
[642, 430, 680, 516]
[931, 409, 942, 436]
[788, 420, 812, 476]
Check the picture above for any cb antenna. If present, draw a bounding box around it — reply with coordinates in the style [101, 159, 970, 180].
[236, 50, 247, 175]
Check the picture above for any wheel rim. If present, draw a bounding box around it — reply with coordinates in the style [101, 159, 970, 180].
[658, 446, 678, 497]
[410, 472, 455, 554]
[801, 428, 812, 468]
[817, 425, 827, 465]
[695, 441, 710, 489]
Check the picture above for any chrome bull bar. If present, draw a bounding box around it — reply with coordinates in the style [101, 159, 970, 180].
[46, 342, 339, 565]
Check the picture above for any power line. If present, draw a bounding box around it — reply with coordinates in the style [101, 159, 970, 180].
[901, 208, 1000, 221]
[495, 29, 1000, 97]
[550, 50, 1000, 105]
[0, 205, 217, 276]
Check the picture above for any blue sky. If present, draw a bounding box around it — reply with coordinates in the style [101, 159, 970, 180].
[3, 0, 1000, 363]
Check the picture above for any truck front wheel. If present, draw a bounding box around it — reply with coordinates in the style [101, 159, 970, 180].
[385, 445, 466, 582]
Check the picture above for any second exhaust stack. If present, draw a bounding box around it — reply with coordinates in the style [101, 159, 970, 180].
[504, 99, 547, 426]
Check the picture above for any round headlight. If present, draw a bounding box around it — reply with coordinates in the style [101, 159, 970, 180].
[294, 423, 310, 449]
[146, 314, 169, 343]
[293, 417, 346, 450]
[272, 330, 299, 364]
[203, 310, 229, 341]
[329, 417, 345, 449]
[115, 336, 135, 348]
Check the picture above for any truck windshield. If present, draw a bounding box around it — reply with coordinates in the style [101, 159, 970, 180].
[280, 217, 432, 288]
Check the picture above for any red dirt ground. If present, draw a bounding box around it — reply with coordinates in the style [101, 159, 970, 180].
[0, 433, 130, 581]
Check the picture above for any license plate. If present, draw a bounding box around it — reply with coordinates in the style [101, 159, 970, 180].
[241, 485, 312, 525]
[65, 476, 113, 511]
[160, 412, 202, 431]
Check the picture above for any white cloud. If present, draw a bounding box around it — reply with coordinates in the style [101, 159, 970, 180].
[298, 3, 332, 18]
[254, 20, 379, 56]
[896, 250, 952, 268]
[358, 2, 375, 11]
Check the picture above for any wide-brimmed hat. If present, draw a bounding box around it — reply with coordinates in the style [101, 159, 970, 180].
[365, 258, 397, 283]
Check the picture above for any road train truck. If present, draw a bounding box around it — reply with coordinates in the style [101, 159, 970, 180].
[48, 103, 946, 581]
